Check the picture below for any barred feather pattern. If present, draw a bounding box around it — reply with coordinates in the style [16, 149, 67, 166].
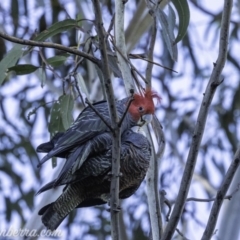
[37, 90, 159, 167]
[38, 130, 151, 230]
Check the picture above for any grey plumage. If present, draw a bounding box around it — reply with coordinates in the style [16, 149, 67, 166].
[37, 130, 151, 230]
[37, 91, 159, 167]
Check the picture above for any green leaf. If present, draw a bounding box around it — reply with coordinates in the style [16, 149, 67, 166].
[39, 65, 46, 88]
[156, 9, 178, 61]
[48, 95, 74, 168]
[34, 19, 78, 41]
[48, 101, 65, 136]
[76, 13, 84, 27]
[0, 19, 77, 86]
[0, 44, 23, 85]
[7, 64, 38, 75]
[59, 95, 74, 129]
[76, 73, 89, 99]
[46, 54, 69, 67]
[171, 0, 190, 44]
[11, 0, 19, 35]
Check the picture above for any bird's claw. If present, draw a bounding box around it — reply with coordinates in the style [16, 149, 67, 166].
[106, 206, 121, 212]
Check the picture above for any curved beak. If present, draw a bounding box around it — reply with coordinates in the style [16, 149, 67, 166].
[138, 114, 153, 126]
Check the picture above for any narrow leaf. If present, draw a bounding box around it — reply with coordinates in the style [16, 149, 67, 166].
[108, 54, 122, 78]
[11, 0, 19, 35]
[0, 19, 77, 86]
[46, 54, 69, 67]
[171, 0, 190, 44]
[0, 44, 23, 85]
[39, 65, 46, 88]
[34, 19, 78, 41]
[168, 4, 176, 33]
[77, 73, 89, 99]
[59, 95, 74, 129]
[48, 101, 65, 136]
[156, 9, 178, 61]
[7, 64, 38, 75]
[151, 114, 164, 148]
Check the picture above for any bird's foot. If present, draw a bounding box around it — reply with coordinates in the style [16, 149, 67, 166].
[106, 205, 121, 212]
[107, 172, 123, 181]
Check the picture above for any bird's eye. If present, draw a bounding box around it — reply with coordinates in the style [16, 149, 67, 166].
[138, 106, 144, 112]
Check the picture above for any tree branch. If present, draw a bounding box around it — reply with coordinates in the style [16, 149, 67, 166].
[146, 122, 165, 240]
[201, 147, 240, 240]
[115, 0, 135, 92]
[186, 181, 240, 203]
[0, 31, 99, 65]
[162, 0, 233, 239]
[92, 1, 121, 239]
[85, 98, 113, 131]
[145, 18, 157, 89]
[144, 20, 164, 240]
[118, 90, 134, 128]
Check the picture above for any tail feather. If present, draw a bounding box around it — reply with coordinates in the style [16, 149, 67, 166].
[36, 180, 56, 195]
[36, 132, 64, 153]
[36, 142, 54, 153]
[38, 184, 83, 230]
[38, 203, 53, 215]
[39, 203, 66, 230]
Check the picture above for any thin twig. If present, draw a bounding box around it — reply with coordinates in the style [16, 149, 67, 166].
[186, 183, 240, 203]
[0, 31, 100, 65]
[160, 190, 172, 222]
[111, 38, 148, 84]
[38, 48, 65, 94]
[118, 90, 134, 128]
[201, 148, 240, 240]
[107, 13, 115, 34]
[187, 196, 229, 203]
[72, 75, 85, 106]
[130, 53, 177, 73]
[27, 100, 56, 120]
[176, 228, 190, 240]
[85, 98, 113, 132]
[162, 0, 233, 239]
[71, 57, 86, 106]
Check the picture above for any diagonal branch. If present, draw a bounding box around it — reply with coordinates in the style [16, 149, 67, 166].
[145, 20, 163, 240]
[145, 18, 157, 89]
[162, 0, 233, 239]
[0, 31, 99, 65]
[114, 0, 134, 93]
[118, 90, 134, 128]
[201, 147, 240, 240]
[85, 98, 113, 131]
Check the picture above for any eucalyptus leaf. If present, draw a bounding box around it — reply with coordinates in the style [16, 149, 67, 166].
[34, 19, 78, 41]
[0, 19, 77, 85]
[156, 9, 178, 61]
[171, 0, 190, 44]
[77, 73, 89, 99]
[48, 100, 65, 137]
[7, 64, 38, 75]
[0, 44, 24, 85]
[46, 54, 69, 67]
[168, 4, 176, 33]
[59, 94, 74, 129]
[39, 65, 46, 88]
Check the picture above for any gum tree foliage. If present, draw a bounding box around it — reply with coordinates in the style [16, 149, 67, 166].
[0, 0, 239, 239]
